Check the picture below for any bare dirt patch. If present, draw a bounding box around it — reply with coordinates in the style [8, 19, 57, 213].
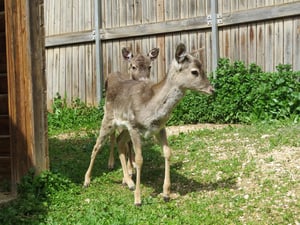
[166, 123, 239, 136]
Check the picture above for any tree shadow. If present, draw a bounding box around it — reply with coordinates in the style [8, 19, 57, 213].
[49, 135, 237, 199]
[49, 135, 123, 184]
[142, 161, 237, 198]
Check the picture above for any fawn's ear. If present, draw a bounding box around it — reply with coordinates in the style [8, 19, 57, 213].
[175, 43, 187, 63]
[122, 47, 133, 61]
[148, 48, 159, 61]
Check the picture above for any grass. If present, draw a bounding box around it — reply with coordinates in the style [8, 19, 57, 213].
[1, 120, 299, 224]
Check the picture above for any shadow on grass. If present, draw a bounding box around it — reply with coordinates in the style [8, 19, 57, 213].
[49, 135, 237, 198]
[49, 135, 123, 184]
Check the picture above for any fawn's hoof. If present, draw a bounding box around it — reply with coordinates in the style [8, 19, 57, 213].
[83, 179, 91, 188]
[135, 203, 142, 207]
[163, 196, 170, 202]
[108, 165, 115, 171]
[129, 185, 135, 191]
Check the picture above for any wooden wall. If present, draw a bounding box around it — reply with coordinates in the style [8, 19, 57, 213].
[45, 0, 96, 107]
[45, 0, 300, 108]
[4, 0, 48, 193]
[0, 0, 10, 189]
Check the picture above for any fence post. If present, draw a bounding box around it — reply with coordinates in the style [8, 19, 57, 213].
[211, 0, 219, 79]
[94, 0, 103, 102]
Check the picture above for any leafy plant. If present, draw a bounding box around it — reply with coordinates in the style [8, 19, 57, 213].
[168, 59, 300, 124]
[48, 93, 104, 135]
[0, 169, 78, 224]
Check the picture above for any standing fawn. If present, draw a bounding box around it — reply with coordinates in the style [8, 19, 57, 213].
[107, 47, 159, 172]
[84, 43, 214, 206]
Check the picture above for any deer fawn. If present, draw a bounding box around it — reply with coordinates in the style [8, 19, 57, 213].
[107, 47, 159, 173]
[84, 43, 214, 206]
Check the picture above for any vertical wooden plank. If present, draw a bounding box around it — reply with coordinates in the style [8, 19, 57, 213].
[264, 21, 274, 71]
[72, 0, 79, 99]
[239, 0, 248, 63]
[256, 0, 266, 7]
[54, 0, 61, 34]
[230, 1, 239, 61]
[173, 0, 180, 20]
[127, 0, 134, 26]
[283, 18, 293, 65]
[119, 0, 127, 27]
[112, 0, 120, 76]
[164, 1, 173, 73]
[265, 0, 274, 70]
[205, 31, 212, 75]
[293, 18, 300, 71]
[81, 0, 92, 105]
[91, 45, 97, 105]
[149, 0, 157, 23]
[247, 0, 256, 64]
[112, 40, 120, 72]
[142, 0, 149, 24]
[256, 22, 265, 70]
[79, 0, 86, 102]
[112, 0, 120, 28]
[180, 0, 188, 19]
[274, 19, 284, 67]
[64, 0, 73, 104]
[86, 16, 93, 102]
[256, 0, 266, 69]
[44, 0, 50, 36]
[180, 0, 189, 50]
[48, 0, 55, 35]
[78, 44, 86, 102]
[156, 0, 165, 82]
[247, 24, 257, 64]
[188, 0, 197, 18]
[59, 48, 66, 98]
[149, 36, 158, 82]
[5, 0, 48, 192]
[134, 0, 142, 24]
[119, 1, 128, 74]
[165, 0, 172, 21]
[52, 48, 60, 98]
[46, 49, 53, 108]
[65, 47, 73, 105]
[196, 0, 207, 72]
[85, 44, 93, 105]
[197, 0, 206, 16]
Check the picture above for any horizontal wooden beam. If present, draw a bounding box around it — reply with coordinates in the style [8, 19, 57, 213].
[45, 30, 95, 47]
[45, 1, 300, 48]
[99, 16, 208, 40]
[221, 1, 300, 27]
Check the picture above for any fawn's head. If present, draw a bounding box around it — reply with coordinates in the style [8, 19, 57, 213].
[122, 47, 159, 80]
[169, 43, 214, 95]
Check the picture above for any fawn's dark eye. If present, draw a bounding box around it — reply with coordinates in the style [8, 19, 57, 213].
[191, 70, 199, 76]
[148, 66, 152, 70]
[132, 66, 137, 70]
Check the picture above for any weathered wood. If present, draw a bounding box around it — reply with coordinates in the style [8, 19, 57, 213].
[45, 30, 94, 47]
[5, 0, 48, 192]
[221, 1, 300, 26]
[0, 12, 5, 32]
[44, 0, 300, 108]
[0, 94, 8, 115]
[283, 18, 293, 65]
[0, 135, 10, 154]
[293, 17, 300, 71]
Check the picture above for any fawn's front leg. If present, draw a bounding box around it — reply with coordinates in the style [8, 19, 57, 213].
[157, 128, 171, 202]
[129, 129, 143, 206]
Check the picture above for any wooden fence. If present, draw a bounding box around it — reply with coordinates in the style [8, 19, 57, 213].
[45, 0, 300, 108]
